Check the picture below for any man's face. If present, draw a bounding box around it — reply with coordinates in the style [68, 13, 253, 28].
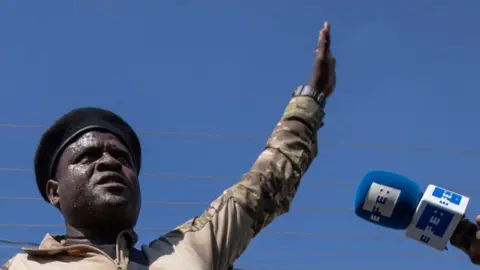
[49, 131, 141, 230]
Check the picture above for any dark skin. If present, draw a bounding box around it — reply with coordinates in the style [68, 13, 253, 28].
[451, 216, 480, 265]
[309, 22, 336, 98]
[45, 131, 141, 245]
[41, 21, 334, 246]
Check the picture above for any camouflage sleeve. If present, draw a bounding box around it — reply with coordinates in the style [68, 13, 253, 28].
[228, 95, 324, 236]
[150, 95, 324, 270]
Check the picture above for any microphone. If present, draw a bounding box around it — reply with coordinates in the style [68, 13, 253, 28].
[354, 170, 470, 251]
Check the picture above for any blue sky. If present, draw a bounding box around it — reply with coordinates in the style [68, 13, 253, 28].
[0, 1, 479, 269]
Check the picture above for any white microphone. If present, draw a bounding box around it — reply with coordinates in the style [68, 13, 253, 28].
[405, 185, 470, 251]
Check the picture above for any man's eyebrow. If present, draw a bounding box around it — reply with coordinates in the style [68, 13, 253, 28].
[109, 146, 129, 154]
[66, 141, 102, 154]
[106, 142, 130, 154]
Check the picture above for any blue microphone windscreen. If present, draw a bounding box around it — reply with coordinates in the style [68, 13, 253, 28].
[354, 171, 423, 229]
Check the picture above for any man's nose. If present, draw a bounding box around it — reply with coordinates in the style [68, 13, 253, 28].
[95, 152, 122, 172]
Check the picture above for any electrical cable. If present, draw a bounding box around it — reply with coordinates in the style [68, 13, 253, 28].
[1, 123, 479, 155]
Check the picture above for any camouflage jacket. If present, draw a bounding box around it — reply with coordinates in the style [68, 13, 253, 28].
[2, 93, 325, 270]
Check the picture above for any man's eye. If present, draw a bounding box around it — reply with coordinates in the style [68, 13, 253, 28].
[116, 156, 130, 166]
[77, 151, 101, 164]
[79, 155, 95, 164]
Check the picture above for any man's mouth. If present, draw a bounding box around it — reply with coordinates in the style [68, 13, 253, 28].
[96, 173, 130, 189]
[99, 182, 127, 189]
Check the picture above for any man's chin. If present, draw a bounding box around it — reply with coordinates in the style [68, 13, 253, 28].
[85, 199, 136, 231]
[92, 185, 132, 205]
[99, 193, 131, 206]
[87, 189, 138, 223]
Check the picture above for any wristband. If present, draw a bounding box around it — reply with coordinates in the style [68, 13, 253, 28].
[292, 85, 327, 108]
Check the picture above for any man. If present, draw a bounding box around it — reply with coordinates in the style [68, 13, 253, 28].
[2, 21, 336, 270]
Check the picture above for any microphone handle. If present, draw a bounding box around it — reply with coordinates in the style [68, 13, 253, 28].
[451, 218, 478, 250]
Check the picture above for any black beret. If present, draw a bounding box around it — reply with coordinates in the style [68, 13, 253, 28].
[34, 107, 142, 202]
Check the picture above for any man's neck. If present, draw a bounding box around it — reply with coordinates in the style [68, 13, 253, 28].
[65, 224, 121, 245]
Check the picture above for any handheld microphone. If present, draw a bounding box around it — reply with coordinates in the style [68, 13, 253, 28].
[354, 170, 470, 251]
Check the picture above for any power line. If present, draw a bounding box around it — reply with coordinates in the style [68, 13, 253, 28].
[0, 167, 354, 187]
[0, 239, 38, 247]
[236, 264, 463, 270]
[0, 223, 406, 239]
[1, 123, 479, 155]
[0, 239, 468, 269]
[0, 254, 460, 270]
[0, 196, 350, 213]
[3, 167, 480, 195]
[0, 241, 467, 261]
[0, 167, 362, 191]
[0, 238, 472, 270]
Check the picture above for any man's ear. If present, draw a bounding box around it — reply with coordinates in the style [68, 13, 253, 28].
[46, 179, 60, 208]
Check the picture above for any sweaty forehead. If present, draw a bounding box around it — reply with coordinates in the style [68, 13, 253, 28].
[65, 131, 128, 154]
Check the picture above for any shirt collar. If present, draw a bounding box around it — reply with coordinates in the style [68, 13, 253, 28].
[22, 229, 138, 257]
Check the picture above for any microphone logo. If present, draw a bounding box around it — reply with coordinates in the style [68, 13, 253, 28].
[432, 187, 462, 206]
[415, 205, 454, 238]
[376, 195, 387, 204]
[362, 182, 401, 222]
[420, 235, 431, 243]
